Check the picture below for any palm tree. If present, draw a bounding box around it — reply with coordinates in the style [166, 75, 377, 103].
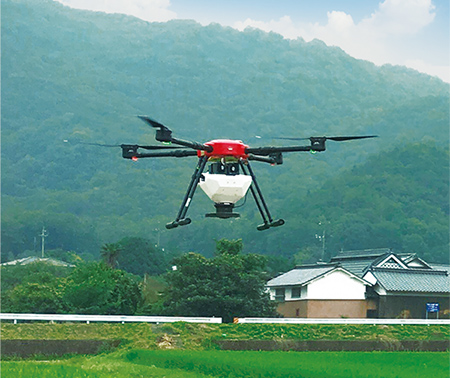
[100, 243, 122, 269]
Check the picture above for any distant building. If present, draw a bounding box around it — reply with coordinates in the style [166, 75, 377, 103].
[1, 256, 75, 267]
[267, 249, 449, 319]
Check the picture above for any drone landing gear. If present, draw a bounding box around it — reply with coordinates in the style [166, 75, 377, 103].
[239, 161, 285, 231]
[165, 155, 208, 230]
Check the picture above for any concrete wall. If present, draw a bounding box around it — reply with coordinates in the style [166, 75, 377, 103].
[277, 299, 368, 318]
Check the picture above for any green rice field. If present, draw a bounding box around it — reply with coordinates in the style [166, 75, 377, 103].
[2, 323, 449, 377]
[2, 350, 449, 378]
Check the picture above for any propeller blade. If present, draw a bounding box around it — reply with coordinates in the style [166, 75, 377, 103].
[273, 135, 378, 142]
[326, 135, 378, 141]
[65, 141, 121, 147]
[65, 140, 183, 150]
[137, 115, 170, 130]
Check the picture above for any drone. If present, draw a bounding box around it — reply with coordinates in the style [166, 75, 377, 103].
[117, 116, 376, 231]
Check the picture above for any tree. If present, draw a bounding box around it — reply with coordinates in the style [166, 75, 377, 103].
[158, 239, 276, 322]
[6, 282, 66, 314]
[100, 243, 122, 269]
[1, 261, 71, 313]
[117, 237, 173, 276]
[215, 238, 243, 256]
[63, 262, 141, 315]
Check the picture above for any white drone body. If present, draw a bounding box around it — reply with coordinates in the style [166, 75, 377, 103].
[199, 172, 252, 204]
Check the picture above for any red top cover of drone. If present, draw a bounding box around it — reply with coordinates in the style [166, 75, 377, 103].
[199, 139, 249, 159]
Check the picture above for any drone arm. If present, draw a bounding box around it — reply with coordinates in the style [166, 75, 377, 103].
[170, 137, 213, 152]
[121, 145, 198, 159]
[246, 144, 324, 156]
[248, 153, 283, 165]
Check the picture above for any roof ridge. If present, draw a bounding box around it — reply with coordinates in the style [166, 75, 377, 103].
[372, 267, 448, 275]
[294, 263, 337, 269]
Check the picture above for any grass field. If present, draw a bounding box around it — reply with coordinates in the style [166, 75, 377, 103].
[2, 350, 449, 378]
[2, 322, 449, 377]
[2, 322, 449, 350]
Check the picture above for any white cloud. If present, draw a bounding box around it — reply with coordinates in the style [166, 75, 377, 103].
[54, 0, 447, 82]
[234, 16, 300, 40]
[370, 0, 435, 34]
[405, 59, 450, 83]
[233, 0, 447, 82]
[56, 0, 177, 22]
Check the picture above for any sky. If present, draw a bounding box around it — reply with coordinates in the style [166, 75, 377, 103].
[55, 0, 449, 83]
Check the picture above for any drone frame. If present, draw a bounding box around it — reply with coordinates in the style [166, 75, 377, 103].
[120, 116, 377, 230]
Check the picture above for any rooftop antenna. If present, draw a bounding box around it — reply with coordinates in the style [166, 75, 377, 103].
[39, 227, 49, 258]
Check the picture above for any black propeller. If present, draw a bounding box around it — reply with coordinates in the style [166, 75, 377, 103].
[247, 135, 377, 156]
[274, 135, 378, 141]
[65, 140, 183, 150]
[138, 116, 213, 152]
[137, 115, 171, 132]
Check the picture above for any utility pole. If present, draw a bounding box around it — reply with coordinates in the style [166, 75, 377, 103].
[39, 227, 49, 258]
[154, 228, 161, 247]
[315, 221, 328, 262]
[315, 229, 326, 262]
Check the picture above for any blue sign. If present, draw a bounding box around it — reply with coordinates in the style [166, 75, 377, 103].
[426, 303, 439, 313]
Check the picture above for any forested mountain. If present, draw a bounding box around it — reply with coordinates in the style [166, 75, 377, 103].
[2, 0, 449, 264]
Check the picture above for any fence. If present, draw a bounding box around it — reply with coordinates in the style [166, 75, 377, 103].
[0, 313, 222, 324]
[236, 317, 450, 325]
[2, 313, 449, 325]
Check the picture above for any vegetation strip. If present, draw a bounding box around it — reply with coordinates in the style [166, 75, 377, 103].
[215, 339, 450, 351]
[2, 322, 449, 351]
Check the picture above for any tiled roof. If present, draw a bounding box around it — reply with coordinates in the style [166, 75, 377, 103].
[1, 256, 74, 267]
[331, 248, 392, 260]
[371, 268, 450, 293]
[330, 250, 420, 277]
[267, 265, 337, 287]
[429, 264, 450, 274]
[329, 249, 391, 277]
[335, 260, 375, 277]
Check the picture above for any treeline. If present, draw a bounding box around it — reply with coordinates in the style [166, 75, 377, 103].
[3, 142, 448, 263]
[1, 0, 449, 262]
[269, 141, 450, 264]
[1, 239, 277, 322]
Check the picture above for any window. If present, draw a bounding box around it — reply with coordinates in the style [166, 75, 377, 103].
[275, 288, 285, 302]
[291, 287, 301, 298]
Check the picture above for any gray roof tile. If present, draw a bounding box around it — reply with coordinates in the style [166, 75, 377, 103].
[267, 265, 337, 287]
[331, 249, 392, 260]
[372, 268, 450, 293]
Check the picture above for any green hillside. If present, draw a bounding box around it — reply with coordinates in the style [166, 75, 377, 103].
[1, 0, 449, 263]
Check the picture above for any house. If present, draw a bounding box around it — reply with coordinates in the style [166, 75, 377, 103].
[267, 264, 372, 318]
[0, 256, 75, 267]
[363, 263, 450, 319]
[267, 249, 449, 319]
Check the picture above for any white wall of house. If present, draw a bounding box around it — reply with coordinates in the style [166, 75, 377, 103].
[268, 286, 307, 301]
[307, 270, 366, 300]
[269, 269, 367, 301]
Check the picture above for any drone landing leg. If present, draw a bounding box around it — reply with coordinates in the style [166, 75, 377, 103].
[239, 161, 285, 231]
[166, 155, 208, 229]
